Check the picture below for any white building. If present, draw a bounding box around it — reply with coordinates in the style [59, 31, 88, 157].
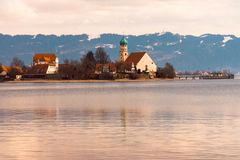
[125, 52, 157, 73]
[32, 53, 59, 74]
[119, 37, 157, 73]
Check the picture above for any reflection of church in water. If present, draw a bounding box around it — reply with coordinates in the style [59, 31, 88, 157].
[119, 37, 157, 73]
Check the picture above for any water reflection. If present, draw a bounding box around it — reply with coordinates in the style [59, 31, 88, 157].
[1, 81, 240, 160]
[0, 106, 153, 127]
[34, 107, 59, 119]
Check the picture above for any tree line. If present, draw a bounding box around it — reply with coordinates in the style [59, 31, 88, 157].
[0, 57, 26, 79]
[0, 47, 176, 80]
[59, 48, 111, 79]
[156, 63, 176, 79]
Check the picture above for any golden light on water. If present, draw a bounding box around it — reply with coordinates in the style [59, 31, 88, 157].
[1, 81, 240, 159]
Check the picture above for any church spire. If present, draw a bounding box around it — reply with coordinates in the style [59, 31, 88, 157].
[119, 37, 129, 62]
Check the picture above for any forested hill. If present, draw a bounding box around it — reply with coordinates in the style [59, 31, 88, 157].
[1, 32, 240, 72]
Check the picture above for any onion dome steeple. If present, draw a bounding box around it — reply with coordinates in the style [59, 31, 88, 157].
[119, 36, 129, 62]
[120, 37, 128, 46]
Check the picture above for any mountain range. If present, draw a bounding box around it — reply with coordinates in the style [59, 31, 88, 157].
[0, 32, 240, 72]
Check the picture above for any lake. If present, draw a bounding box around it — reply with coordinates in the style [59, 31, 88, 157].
[0, 80, 240, 160]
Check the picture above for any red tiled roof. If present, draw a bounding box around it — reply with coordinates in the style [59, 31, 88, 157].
[33, 53, 57, 62]
[125, 52, 146, 65]
[1, 66, 12, 73]
[26, 64, 49, 74]
[1, 66, 23, 74]
[95, 63, 116, 72]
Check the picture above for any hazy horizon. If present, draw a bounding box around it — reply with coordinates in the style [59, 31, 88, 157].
[0, 32, 239, 39]
[1, 0, 240, 36]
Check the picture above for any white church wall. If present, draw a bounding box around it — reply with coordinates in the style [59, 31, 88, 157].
[136, 53, 157, 72]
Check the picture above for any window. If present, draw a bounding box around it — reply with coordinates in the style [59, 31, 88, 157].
[145, 65, 148, 71]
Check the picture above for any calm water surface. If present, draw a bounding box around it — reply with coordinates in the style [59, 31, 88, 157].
[0, 80, 240, 160]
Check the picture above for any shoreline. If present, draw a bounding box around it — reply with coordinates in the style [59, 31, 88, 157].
[4, 78, 170, 83]
[1, 78, 236, 84]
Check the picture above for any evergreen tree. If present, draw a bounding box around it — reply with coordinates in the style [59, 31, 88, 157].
[80, 51, 96, 79]
[157, 63, 176, 79]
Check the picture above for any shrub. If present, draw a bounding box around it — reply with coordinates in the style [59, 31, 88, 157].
[157, 63, 176, 79]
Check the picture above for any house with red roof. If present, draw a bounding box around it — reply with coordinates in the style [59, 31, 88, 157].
[31, 53, 59, 75]
[23, 53, 59, 79]
[95, 63, 116, 74]
[119, 37, 157, 73]
[0, 66, 23, 80]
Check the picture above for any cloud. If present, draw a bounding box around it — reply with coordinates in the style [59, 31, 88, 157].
[0, 0, 35, 22]
[0, 0, 240, 36]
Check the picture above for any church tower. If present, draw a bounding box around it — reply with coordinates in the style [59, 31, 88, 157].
[119, 37, 129, 62]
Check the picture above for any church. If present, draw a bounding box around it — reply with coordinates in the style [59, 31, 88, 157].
[119, 37, 157, 73]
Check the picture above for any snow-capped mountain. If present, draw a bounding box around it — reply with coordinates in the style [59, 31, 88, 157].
[0, 32, 240, 71]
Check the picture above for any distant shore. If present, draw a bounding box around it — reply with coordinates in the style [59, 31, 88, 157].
[5, 78, 168, 83]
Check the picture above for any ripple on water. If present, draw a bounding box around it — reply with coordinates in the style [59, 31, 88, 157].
[0, 80, 240, 159]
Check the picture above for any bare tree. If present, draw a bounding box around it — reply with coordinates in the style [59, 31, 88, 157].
[63, 59, 70, 65]
[11, 57, 25, 68]
[59, 59, 81, 80]
[0, 62, 3, 73]
[60, 51, 97, 80]
[95, 47, 111, 64]
[115, 61, 125, 73]
[8, 67, 21, 79]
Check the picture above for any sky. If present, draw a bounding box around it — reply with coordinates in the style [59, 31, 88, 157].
[1, 0, 240, 36]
